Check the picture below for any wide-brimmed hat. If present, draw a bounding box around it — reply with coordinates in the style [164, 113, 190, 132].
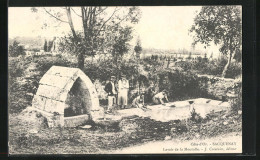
[121, 74, 126, 78]
[110, 76, 116, 79]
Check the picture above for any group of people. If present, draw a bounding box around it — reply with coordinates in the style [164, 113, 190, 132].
[104, 75, 169, 112]
[104, 75, 129, 112]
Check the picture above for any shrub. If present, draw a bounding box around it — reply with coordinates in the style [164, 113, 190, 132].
[9, 40, 26, 57]
[225, 62, 242, 79]
[175, 57, 241, 79]
[190, 108, 202, 123]
[229, 82, 242, 112]
[170, 120, 188, 136]
[84, 58, 139, 82]
[8, 57, 24, 78]
[157, 70, 213, 101]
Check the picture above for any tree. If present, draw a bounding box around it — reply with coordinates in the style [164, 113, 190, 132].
[188, 52, 192, 59]
[106, 26, 133, 78]
[111, 26, 133, 60]
[190, 6, 242, 77]
[203, 53, 208, 61]
[134, 36, 142, 58]
[210, 52, 213, 59]
[32, 7, 141, 70]
[43, 40, 47, 52]
[48, 40, 53, 52]
[9, 40, 25, 57]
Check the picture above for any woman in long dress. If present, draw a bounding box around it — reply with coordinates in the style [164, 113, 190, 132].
[118, 75, 129, 109]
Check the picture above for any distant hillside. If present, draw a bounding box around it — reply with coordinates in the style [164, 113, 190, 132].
[142, 48, 176, 56]
[141, 48, 204, 56]
[8, 36, 54, 50]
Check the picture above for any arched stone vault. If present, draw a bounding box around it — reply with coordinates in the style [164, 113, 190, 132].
[32, 66, 104, 127]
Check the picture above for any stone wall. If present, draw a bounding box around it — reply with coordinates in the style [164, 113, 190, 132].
[64, 115, 89, 127]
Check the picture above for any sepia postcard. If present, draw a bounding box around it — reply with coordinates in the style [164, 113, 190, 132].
[8, 6, 242, 154]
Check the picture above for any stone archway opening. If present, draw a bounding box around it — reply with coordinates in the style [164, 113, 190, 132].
[64, 77, 91, 117]
[31, 66, 104, 127]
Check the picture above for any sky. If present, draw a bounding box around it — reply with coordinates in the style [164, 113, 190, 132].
[8, 6, 220, 55]
[134, 6, 201, 51]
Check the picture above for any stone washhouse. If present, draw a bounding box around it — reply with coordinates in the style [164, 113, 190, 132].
[31, 66, 104, 127]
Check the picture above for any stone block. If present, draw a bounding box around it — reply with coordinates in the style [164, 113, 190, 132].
[208, 100, 223, 106]
[172, 101, 190, 108]
[46, 114, 64, 128]
[26, 107, 62, 127]
[32, 95, 47, 110]
[39, 74, 74, 89]
[193, 98, 211, 104]
[44, 99, 65, 114]
[26, 106, 54, 118]
[46, 66, 79, 78]
[36, 84, 68, 102]
[90, 108, 105, 121]
[64, 115, 89, 127]
[219, 102, 231, 108]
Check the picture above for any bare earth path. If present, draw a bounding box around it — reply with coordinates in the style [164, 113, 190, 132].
[112, 132, 242, 154]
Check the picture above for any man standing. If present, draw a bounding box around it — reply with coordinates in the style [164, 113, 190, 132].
[104, 76, 117, 112]
[118, 75, 129, 109]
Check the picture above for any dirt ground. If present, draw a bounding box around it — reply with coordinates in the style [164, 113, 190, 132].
[9, 107, 242, 154]
[112, 132, 242, 154]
